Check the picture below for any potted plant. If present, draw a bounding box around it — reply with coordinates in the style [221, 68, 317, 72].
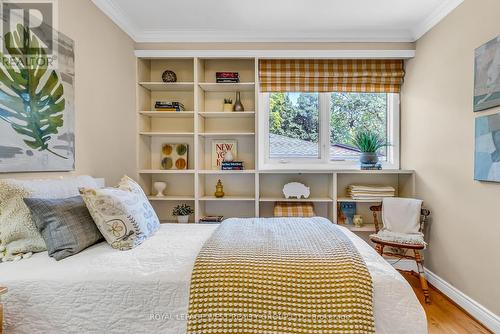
[223, 98, 233, 112]
[351, 130, 388, 165]
[172, 204, 194, 223]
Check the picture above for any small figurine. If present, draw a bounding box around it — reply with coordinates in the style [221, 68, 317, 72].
[214, 179, 225, 198]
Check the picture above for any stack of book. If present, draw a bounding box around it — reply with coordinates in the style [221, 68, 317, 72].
[199, 216, 224, 223]
[155, 101, 185, 112]
[216, 72, 240, 83]
[221, 161, 244, 170]
[347, 185, 395, 200]
[360, 162, 382, 170]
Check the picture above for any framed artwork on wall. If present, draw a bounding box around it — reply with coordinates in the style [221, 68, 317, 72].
[161, 144, 189, 170]
[475, 112, 500, 182]
[474, 36, 500, 112]
[0, 24, 75, 172]
[211, 140, 237, 170]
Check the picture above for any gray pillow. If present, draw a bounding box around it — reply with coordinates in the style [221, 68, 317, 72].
[23, 196, 103, 261]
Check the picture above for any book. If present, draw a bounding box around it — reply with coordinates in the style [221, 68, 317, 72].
[199, 216, 224, 223]
[221, 161, 244, 166]
[155, 108, 183, 112]
[216, 72, 239, 79]
[216, 78, 240, 83]
[221, 166, 244, 170]
[360, 162, 382, 170]
[211, 140, 237, 169]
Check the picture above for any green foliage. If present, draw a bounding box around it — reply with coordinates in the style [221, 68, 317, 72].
[224, 98, 232, 104]
[330, 93, 386, 146]
[351, 131, 387, 153]
[0, 24, 66, 159]
[269, 92, 319, 142]
[172, 204, 194, 216]
[269, 92, 387, 152]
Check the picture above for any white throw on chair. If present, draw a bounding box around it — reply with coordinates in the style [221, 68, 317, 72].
[369, 197, 431, 303]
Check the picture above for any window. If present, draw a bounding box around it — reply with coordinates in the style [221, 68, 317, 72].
[269, 93, 320, 159]
[329, 93, 388, 162]
[261, 92, 399, 169]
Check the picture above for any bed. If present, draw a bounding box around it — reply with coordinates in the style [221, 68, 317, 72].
[0, 222, 427, 334]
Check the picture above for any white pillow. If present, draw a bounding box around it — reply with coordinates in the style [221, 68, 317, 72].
[80, 176, 160, 250]
[0, 176, 99, 261]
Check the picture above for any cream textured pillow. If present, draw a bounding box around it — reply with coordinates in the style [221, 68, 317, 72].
[80, 176, 160, 250]
[0, 176, 99, 261]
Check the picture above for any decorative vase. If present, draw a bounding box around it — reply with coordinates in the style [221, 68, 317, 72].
[177, 215, 189, 223]
[223, 103, 233, 112]
[223, 150, 234, 162]
[162, 70, 177, 82]
[233, 92, 244, 112]
[353, 215, 364, 227]
[214, 179, 225, 198]
[153, 181, 167, 197]
[360, 152, 379, 164]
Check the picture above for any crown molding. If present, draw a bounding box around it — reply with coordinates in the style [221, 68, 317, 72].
[91, 0, 140, 41]
[134, 49, 416, 59]
[411, 0, 464, 40]
[133, 29, 414, 43]
[93, 0, 463, 43]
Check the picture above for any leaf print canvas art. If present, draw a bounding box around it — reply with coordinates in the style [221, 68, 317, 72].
[0, 24, 75, 172]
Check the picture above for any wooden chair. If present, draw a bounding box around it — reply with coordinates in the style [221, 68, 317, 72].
[369, 204, 431, 303]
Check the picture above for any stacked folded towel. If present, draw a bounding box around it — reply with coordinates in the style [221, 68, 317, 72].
[347, 185, 395, 200]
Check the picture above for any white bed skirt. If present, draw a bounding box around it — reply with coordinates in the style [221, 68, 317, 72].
[0, 222, 427, 334]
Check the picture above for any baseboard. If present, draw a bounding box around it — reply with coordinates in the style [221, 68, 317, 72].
[424, 269, 500, 333]
[391, 260, 500, 333]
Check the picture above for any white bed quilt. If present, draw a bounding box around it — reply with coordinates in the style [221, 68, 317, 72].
[0, 223, 427, 334]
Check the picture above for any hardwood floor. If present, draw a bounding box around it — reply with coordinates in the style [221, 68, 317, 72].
[401, 271, 492, 334]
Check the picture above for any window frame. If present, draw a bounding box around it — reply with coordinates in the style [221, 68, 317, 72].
[259, 92, 400, 170]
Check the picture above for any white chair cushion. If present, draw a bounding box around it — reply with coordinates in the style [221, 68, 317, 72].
[370, 230, 426, 247]
[381, 197, 423, 234]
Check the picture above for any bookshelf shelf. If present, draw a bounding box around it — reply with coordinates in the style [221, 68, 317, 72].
[198, 82, 255, 92]
[139, 82, 194, 91]
[199, 196, 256, 201]
[139, 132, 194, 137]
[340, 224, 377, 232]
[198, 111, 255, 118]
[148, 195, 195, 201]
[259, 197, 333, 203]
[139, 169, 195, 174]
[139, 111, 194, 118]
[337, 197, 383, 203]
[199, 169, 256, 174]
[198, 132, 255, 137]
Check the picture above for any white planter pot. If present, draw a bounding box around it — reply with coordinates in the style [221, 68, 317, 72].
[177, 215, 189, 224]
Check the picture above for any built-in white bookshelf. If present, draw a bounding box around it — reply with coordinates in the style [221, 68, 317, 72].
[136, 55, 415, 231]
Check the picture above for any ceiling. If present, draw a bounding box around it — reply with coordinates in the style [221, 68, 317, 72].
[92, 0, 463, 43]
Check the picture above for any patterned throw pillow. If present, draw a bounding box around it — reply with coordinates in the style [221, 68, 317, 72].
[0, 176, 99, 261]
[23, 196, 103, 261]
[80, 176, 160, 250]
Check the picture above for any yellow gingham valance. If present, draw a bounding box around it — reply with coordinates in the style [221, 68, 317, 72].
[259, 59, 405, 93]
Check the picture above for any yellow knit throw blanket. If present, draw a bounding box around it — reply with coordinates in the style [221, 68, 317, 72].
[188, 217, 375, 333]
